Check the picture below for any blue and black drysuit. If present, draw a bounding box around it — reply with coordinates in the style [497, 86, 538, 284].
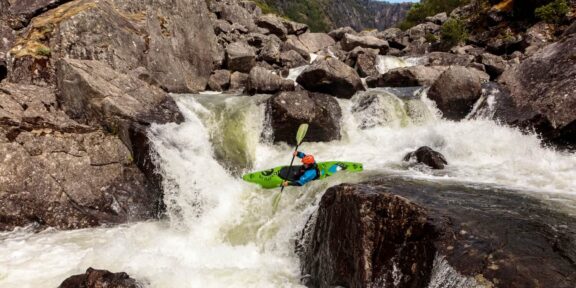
[286, 152, 321, 186]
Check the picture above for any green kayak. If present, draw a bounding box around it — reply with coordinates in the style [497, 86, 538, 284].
[242, 161, 363, 189]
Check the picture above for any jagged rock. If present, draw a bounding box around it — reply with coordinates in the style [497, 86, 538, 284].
[267, 91, 341, 144]
[258, 39, 282, 64]
[279, 50, 308, 69]
[377, 27, 409, 50]
[0, 83, 161, 231]
[344, 46, 380, 67]
[59, 268, 139, 288]
[226, 41, 257, 72]
[355, 53, 379, 78]
[219, 1, 257, 32]
[428, 66, 483, 120]
[255, 15, 288, 40]
[7, 0, 220, 92]
[299, 180, 576, 288]
[479, 52, 508, 79]
[230, 71, 249, 91]
[328, 26, 357, 41]
[367, 66, 445, 88]
[246, 66, 294, 95]
[294, 33, 336, 53]
[524, 22, 556, 56]
[498, 34, 576, 149]
[214, 19, 234, 35]
[425, 12, 448, 25]
[407, 22, 441, 39]
[2, 0, 73, 29]
[0, 56, 7, 82]
[296, 57, 364, 99]
[403, 146, 448, 169]
[485, 32, 525, 55]
[282, 19, 308, 35]
[208, 69, 231, 91]
[425, 52, 475, 66]
[341, 33, 389, 54]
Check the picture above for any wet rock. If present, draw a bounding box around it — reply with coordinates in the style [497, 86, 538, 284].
[298, 183, 436, 288]
[425, 12, 448, 25]
[355, 52, 379, 78]
[230, 71, 249, 91]
[279, 50, 308, 69]
[498, 34, 576, 149]
[299, 179, 576, 288]
[7, 0, 220, 92]
[226, 41, 257, 73]
[367, 66, 444, 88]
[479, 52, 508, 80]
[59, 268, 139, 288]
[341, 33, 389, 54]
[246, 66, 294, 95]
[0, 83, 160, 231]
[425, 52, 475, 66]
[267, 91, 341, 144]
[255, 15, 287, 40]
[351, 90, 416, 129]
[328, 26, 357, 41]
[403, 146, 448, 169]
[428, 66, 483, 120]
[208, 69, 231, 91]
[296, 57, 364, 99]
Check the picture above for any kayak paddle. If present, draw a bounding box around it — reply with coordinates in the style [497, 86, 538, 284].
[272, 123, 309, 212]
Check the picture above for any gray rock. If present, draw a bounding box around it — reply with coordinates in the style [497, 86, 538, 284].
[267, 91, 341, 144]
[328, 26, 357, 41]
[230, 71, 249, 91]
[281, 19, 308, 35]
[425, 52, 475, 66]
[498, 34, 576, 149]
[59, 268, 139, 288]
[220, 1, 257, 32]
[296, 57, 364, 99]
[0, 83, 160, 231]
[294, 33, 336, 53]
[246, 66, 294, 95]
[425, 12, 448, 25]
[407, 22, 441, 40]
[7, 0, 220, 92]
[341, 33, 389, 54]
[259, 39, 282, 64]
[255, 15, 288, 40]
[428, 66, 483, 120]
[279, 50, 308, 69]
[479, 52, 508, 80]
[403, 146, 448, 169]
[367, 66, 445, 88]
[377, 27, 409, 49]
[208, 69, 231, 91]
[226, 41, 257, 73]
[355, 53, 379, 78]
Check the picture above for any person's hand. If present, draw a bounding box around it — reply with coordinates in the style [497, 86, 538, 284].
[282, 181, 289, 187]
[293, 151, 298, 156]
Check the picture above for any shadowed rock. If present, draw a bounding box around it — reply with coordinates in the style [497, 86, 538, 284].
[208, 70, 231, 91]
[367, 66, 445, 88]
[59, 268, 140, 288]
[428, 66, 483, 120]
[296, 57, 364, 99]
[403, 146, 448, 169]
[226, 41, 257, 73]
[267, 91, 341, 144]
[246, 67, 294, 95]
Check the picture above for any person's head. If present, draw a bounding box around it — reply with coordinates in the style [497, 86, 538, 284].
[302, 155, 315, 167]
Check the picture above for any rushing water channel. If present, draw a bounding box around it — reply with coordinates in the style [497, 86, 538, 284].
[1, 59, 575, 287]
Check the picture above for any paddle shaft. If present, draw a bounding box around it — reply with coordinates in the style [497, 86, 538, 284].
[280, 144, 300, 193]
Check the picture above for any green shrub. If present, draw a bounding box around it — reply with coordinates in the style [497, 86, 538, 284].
[425, 33, 439, 43]
[441, 18, 468, 47]
[399, 0, 470, 30]
[535, 0, 569, 23]
[35, 45, 51, 57]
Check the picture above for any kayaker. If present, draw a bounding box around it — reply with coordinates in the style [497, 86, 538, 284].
[282, 151, 321, 187]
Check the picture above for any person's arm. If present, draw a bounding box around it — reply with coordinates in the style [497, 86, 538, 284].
[294, 151, 306, 159]
[295, 169, 317, 186]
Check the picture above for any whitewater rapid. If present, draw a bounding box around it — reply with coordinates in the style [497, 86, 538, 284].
[1, 84, 575, 287]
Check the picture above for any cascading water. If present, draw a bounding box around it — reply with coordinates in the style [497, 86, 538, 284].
[1, 64, 576, 287]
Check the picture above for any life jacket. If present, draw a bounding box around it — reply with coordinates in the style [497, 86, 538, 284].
[296, 163, 321, 180]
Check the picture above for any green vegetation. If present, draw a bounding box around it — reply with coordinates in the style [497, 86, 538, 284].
[535, 0, 569, 23]
[35, 45, 51, 57]
[255, 0, 333, 32]
[440, 18, 468, 48]
[399, 0, 470, 30]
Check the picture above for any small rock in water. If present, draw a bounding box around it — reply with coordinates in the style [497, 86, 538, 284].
[403, 146, 448, 169]
[59, 268, 140, 288]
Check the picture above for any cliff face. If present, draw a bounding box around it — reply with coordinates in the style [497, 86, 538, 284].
[257, 0, 412, 32]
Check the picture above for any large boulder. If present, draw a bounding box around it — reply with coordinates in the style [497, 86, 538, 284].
[0, 83, 161, 231]
[207, 69, 231, 91]
[59, 268, 139, 288]
[498, 34, 576, 149]
[428, 66, 483, 120]
[7, 0, 220, 92]
[246, 66, 294, 95]
[230, 71, 249, 91]
[328, 26, 357, 41]
[367, 66, 445, 88]
[296, 57, 364, 99]
[299, 180, 576, 288]
[355, 52, 379, 78]
[219, 1, 257, 32]
[286, 33, 336, 54]
[403, 146, 448, 169]
[255, 15, 287, 40]
[226, 41, 257, 73]
[279, 50, 308, 69]
[341, 33, 389, 54]
[479, 52, 508, 80]
[267, 91, 341, 144]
